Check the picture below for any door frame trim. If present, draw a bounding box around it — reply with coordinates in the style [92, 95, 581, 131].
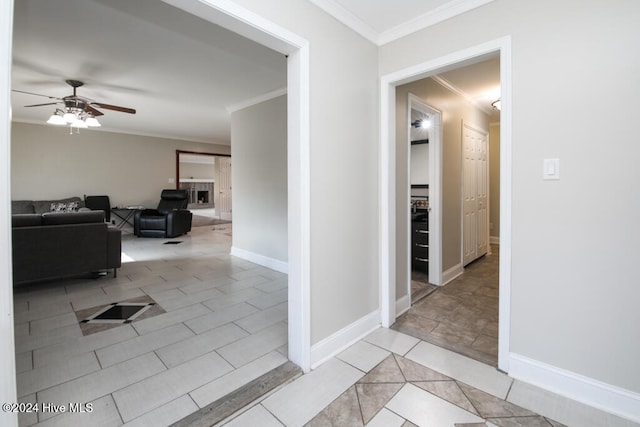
[407, 94, 443, 294]
[379, 36, 512, 373]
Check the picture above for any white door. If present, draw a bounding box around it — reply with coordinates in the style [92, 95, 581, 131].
[214, 156, 232, 221]
[462, 122, 489, 266]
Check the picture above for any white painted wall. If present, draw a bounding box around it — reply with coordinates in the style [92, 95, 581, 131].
[228, 0, 380, 345]
[11, 122, 229, 208]
[381, 0, 640, 398]
[231, 94, 288, 264]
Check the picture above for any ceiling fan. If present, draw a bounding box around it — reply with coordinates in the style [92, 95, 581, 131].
[13, 79, 136, 128]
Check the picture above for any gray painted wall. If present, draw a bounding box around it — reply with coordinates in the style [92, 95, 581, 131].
[231, 95, 288, 263]
[381, 0, 640, 394]
[11, 122, 229, 208]
[232, 0, 380, 344]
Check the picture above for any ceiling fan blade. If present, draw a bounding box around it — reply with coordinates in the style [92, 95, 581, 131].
[85, 105, 104, 117]
[91, 102, 136, 114]
[12, 89, 62, 100]
[24, 102, 59, 108]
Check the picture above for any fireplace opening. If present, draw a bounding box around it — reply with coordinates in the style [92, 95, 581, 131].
[197, 191, 209, 204]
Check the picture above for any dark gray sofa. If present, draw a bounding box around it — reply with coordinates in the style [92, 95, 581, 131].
[12, 196, 86, 215]
[11, 210, 121, 285]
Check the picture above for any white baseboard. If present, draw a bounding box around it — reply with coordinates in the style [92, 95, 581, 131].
[490, 236, 500, 245]
[230, 246, 288, 274]
[509, 353, 640, 424]
[396, 294, 411, 317]
[442, 262, 463, 285]
[310, 310, 380, 369]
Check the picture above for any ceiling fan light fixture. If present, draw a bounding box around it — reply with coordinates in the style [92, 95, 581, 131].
[16, 79, 136, 132]
[71, 117, 88, 128]
[62, 111, 77, 123]
[85, 116, 101, 127]
[47, 111, 67, 125]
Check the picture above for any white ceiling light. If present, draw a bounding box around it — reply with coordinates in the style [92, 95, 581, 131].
[71, 117, 89, 128]
[46, 110, 67, 125]
[85, 115, 102, 127]
[62, 111, 77, 123]
[411, 118, 430, 129]
[47, 107, 102, 129]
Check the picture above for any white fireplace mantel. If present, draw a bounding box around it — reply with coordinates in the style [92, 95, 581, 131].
[179, 179, 215, 183]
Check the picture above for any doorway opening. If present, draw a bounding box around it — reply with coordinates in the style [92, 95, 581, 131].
[380, 37, 511, 373]
[397, 72, 500, 367]
[177, 150, 232, 221]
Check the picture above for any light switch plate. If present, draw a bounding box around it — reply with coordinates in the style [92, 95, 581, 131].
[543, 158, 560, 180]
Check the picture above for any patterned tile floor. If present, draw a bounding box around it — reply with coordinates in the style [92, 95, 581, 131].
[220, 329, 571, 427]
[394, 246, 499, 366]
[307, 352, 563, 427]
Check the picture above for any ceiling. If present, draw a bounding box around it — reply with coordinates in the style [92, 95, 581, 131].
[11, 0, 287, 145]
[436, 55, 501, 120]
[11, 0, 499, 145]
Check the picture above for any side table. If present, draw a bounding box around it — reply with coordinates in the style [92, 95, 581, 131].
[111, 206, 145, 230]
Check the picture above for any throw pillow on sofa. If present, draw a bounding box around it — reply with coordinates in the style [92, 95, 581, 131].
[50, 201, 80, 212]
[31, 197, 83, 214]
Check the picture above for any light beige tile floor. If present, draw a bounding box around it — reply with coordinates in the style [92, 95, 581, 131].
[12, 222, 290, 426]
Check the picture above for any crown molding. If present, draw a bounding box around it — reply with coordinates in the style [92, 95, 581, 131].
[431, 75, 494, 115]
[379, 0, 496, 45]
[310, 0, 495, 46]
[226, 87, 287, 113]
[308, 0, 379, 44]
